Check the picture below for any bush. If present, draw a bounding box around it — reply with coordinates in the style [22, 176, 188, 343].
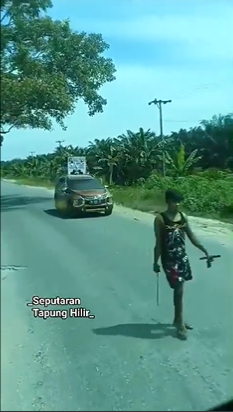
[112, 174, 233, 219]
[196, 168, 233, 180]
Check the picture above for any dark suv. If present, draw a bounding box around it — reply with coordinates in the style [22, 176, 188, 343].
[54, 174, 114, 216]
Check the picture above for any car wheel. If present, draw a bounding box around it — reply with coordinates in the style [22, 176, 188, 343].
[104, 206, 113, 216]
[66, 200, 74, 216]
[55, 199, 64, 212]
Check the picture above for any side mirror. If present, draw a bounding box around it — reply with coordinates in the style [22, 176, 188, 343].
[104, 185, 108, 189]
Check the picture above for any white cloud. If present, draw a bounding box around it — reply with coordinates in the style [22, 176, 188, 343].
[104, 63, 232, 118]
[78, 1, 233, 61]
[121, 15, 231, 60]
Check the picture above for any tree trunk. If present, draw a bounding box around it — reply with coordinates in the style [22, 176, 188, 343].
[109, 164, 113, 185]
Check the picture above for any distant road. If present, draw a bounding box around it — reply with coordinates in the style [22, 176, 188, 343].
[1, 181, 233, 411]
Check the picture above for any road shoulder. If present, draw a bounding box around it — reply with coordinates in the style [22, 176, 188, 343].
[2, 179, 233, 245]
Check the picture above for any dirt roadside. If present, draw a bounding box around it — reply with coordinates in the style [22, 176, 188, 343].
[114, 204, 233, 244]
[2, 179, 233, 245]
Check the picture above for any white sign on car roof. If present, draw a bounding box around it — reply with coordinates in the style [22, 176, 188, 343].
[67, 156, 87, 175]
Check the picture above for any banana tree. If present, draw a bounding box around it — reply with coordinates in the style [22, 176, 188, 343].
[162, 144, 202, 177]
[88, 138, 121, 184]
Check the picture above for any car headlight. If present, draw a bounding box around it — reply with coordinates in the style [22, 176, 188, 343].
[77, 196, 85, 205]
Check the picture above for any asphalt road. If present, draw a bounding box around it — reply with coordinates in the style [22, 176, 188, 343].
[1, 181, 233, 411]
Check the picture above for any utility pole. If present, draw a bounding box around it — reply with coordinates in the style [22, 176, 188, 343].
[56, 140, 65, 147]
[29, 151, 35, 157]
[148, 98, 172, 177]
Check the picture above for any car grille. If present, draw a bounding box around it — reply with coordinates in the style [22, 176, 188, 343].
[84, 196, 106, 206]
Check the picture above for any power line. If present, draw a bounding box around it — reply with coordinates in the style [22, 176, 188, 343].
[164, 119, 202, 123]
[171, 83, 221, 101]
[148, 98, 172, 177]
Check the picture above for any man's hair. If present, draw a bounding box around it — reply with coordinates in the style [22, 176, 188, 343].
[165, 189, 184, 203]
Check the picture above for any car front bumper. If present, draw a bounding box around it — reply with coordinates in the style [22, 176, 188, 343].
[71, 198, 113, 212]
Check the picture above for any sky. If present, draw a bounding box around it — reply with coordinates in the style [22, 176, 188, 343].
[2, 0, 233, 160]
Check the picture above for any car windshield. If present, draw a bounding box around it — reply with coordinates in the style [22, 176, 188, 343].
[67, 178, 104, 191]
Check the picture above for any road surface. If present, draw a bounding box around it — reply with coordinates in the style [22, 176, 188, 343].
[1, 181, 233, 411]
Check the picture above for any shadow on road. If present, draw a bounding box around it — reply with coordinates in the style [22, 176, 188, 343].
[44, 208, 103, 219]
[93, 323, 177, 340]
[1, 194, 52, 211]
[44, 208, 69, 219]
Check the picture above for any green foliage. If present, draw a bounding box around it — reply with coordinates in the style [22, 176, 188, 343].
[112, 175, 233, 218]
[146, 175, 233, 215]
[177, 143, 185, 170]
[1, 0, 116, 140]
[162, 144, 202, 177]
[170, 113, 233, 170]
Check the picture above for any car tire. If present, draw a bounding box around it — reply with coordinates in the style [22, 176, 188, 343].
[104, 207, 113, 216]
[66, 200, 74, 216]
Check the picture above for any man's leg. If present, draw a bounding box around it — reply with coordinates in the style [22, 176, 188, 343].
[173, 282, 188, 338]
[172, 282, 193, 329]
[173, 282, 184, 326]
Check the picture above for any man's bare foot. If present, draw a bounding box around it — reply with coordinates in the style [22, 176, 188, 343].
[176, 325, 188, 340]
[173, 320, 193, 330]
[184, 322, 193, 330]
[173, 320, 189, 339]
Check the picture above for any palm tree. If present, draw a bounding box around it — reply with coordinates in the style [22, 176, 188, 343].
[1, 114, 232, 183]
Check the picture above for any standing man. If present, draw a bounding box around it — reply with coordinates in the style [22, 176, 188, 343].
[153, 189, 209, 339]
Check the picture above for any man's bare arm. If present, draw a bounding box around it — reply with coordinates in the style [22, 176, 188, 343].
[153, 215, 163, 264]
[184, 214, 209, 256]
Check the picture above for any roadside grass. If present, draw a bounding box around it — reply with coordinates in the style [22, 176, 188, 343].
[2, 175, 233, 223]
[111, 186, 233, 223]
[111, 186, 165, 213]
[4, 177, 54, 189]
